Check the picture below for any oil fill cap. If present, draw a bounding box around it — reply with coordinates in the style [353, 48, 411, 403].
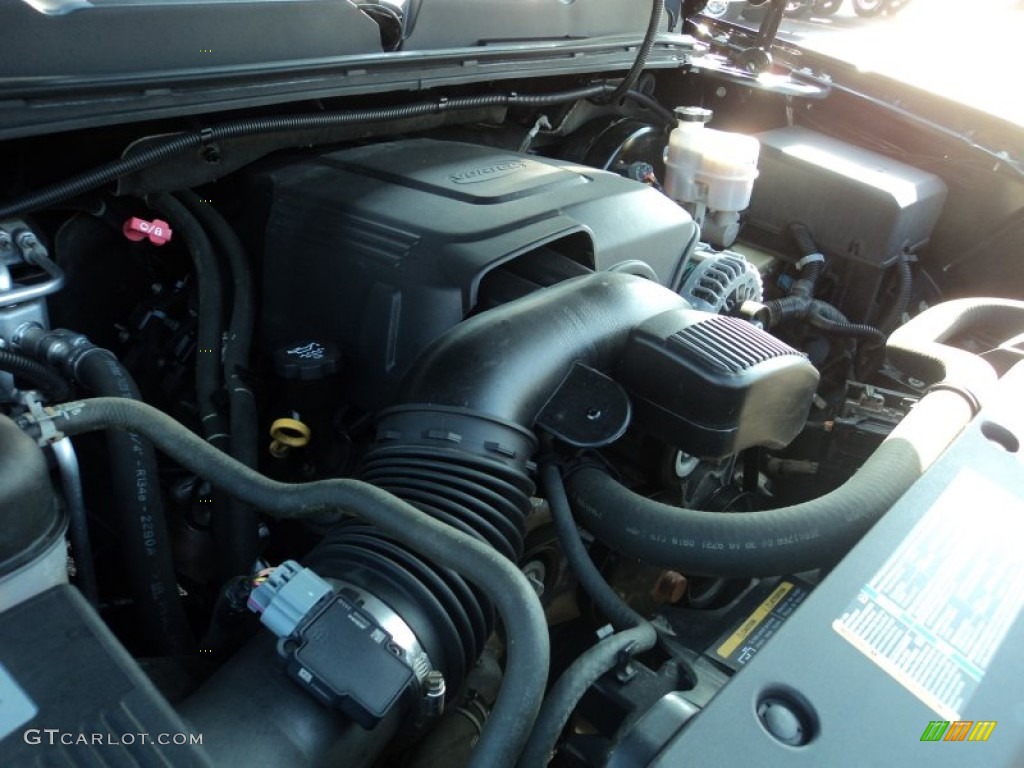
[274, 340, 341, 381]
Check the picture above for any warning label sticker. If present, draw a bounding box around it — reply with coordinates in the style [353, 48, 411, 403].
[714, 579, 811, 670]
[833, 470, 1024, 720]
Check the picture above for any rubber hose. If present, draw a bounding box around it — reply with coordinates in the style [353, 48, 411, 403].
[176, 190, 260, 578]
[568, 388, 973, 576]
[566, 298, 1022, 576]
[73, 351, 195, 653]
[0, 349, 71, 401]
[14, 328, 194, 652]
[540, 462, 644, 631]
[174, 192, 254, 381]
[32, 342, 193, 654]
[145, 193, 228, 450]
[24, 396, 548, 768]
[517, 623, 657, 768]
[601, 0, 665, 104]
[0, 86, 670, 220]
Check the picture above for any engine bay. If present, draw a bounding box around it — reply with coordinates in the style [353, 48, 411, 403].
[1, 17, 1024, 765]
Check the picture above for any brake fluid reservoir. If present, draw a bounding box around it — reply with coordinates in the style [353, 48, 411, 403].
[663, 107, 760, 248]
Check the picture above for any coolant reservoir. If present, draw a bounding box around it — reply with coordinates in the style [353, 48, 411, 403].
[663, 106, 760, 247]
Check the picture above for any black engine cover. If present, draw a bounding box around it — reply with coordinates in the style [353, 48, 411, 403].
[250, 139, 697, 411]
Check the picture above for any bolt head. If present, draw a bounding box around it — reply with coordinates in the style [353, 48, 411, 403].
[16, 231, 37, 249]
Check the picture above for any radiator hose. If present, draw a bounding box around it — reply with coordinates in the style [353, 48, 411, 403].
[14, 326, 195, 654]
[565, 298, 1024, 577]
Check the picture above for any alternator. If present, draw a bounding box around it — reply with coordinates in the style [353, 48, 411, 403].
[678, 245, 762, 314]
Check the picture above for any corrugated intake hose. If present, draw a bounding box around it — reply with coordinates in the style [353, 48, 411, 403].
[14, 328, 194, 654]
[309, 271, 684, 746]
[565, 298, 1024, 577]
[18, 396, 547, 768]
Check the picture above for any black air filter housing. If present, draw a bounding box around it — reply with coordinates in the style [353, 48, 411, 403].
[617, 311, 818, 458]
[249, 139, 697, 412]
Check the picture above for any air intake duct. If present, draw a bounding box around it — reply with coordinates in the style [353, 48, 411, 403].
[307, 272, 686, 699]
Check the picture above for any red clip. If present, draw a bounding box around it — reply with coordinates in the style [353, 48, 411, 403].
[123, 217, 173, 245]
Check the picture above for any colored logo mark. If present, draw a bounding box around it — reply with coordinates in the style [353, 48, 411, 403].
[920, 720, 996, 742]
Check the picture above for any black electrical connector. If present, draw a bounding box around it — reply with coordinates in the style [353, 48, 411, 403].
[249, 561, 423, 729]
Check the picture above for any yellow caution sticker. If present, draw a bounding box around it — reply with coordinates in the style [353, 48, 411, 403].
[716, 581, 795, 660]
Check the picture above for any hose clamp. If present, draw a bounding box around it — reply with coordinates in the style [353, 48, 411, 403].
[330, 578, 438, 690]
[795, 252, 825, 270]
[18, 400, 88, 446]
[23, 393, 65, 445]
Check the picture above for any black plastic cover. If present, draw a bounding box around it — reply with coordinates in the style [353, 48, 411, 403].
[616, 311, 819, 457]
[253, 140, 697, 411]
[747, 126, 947, 266]
[650, 362, 1024, 768]
[0, 586, 211, 766]
[0, 414, 61, 578]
